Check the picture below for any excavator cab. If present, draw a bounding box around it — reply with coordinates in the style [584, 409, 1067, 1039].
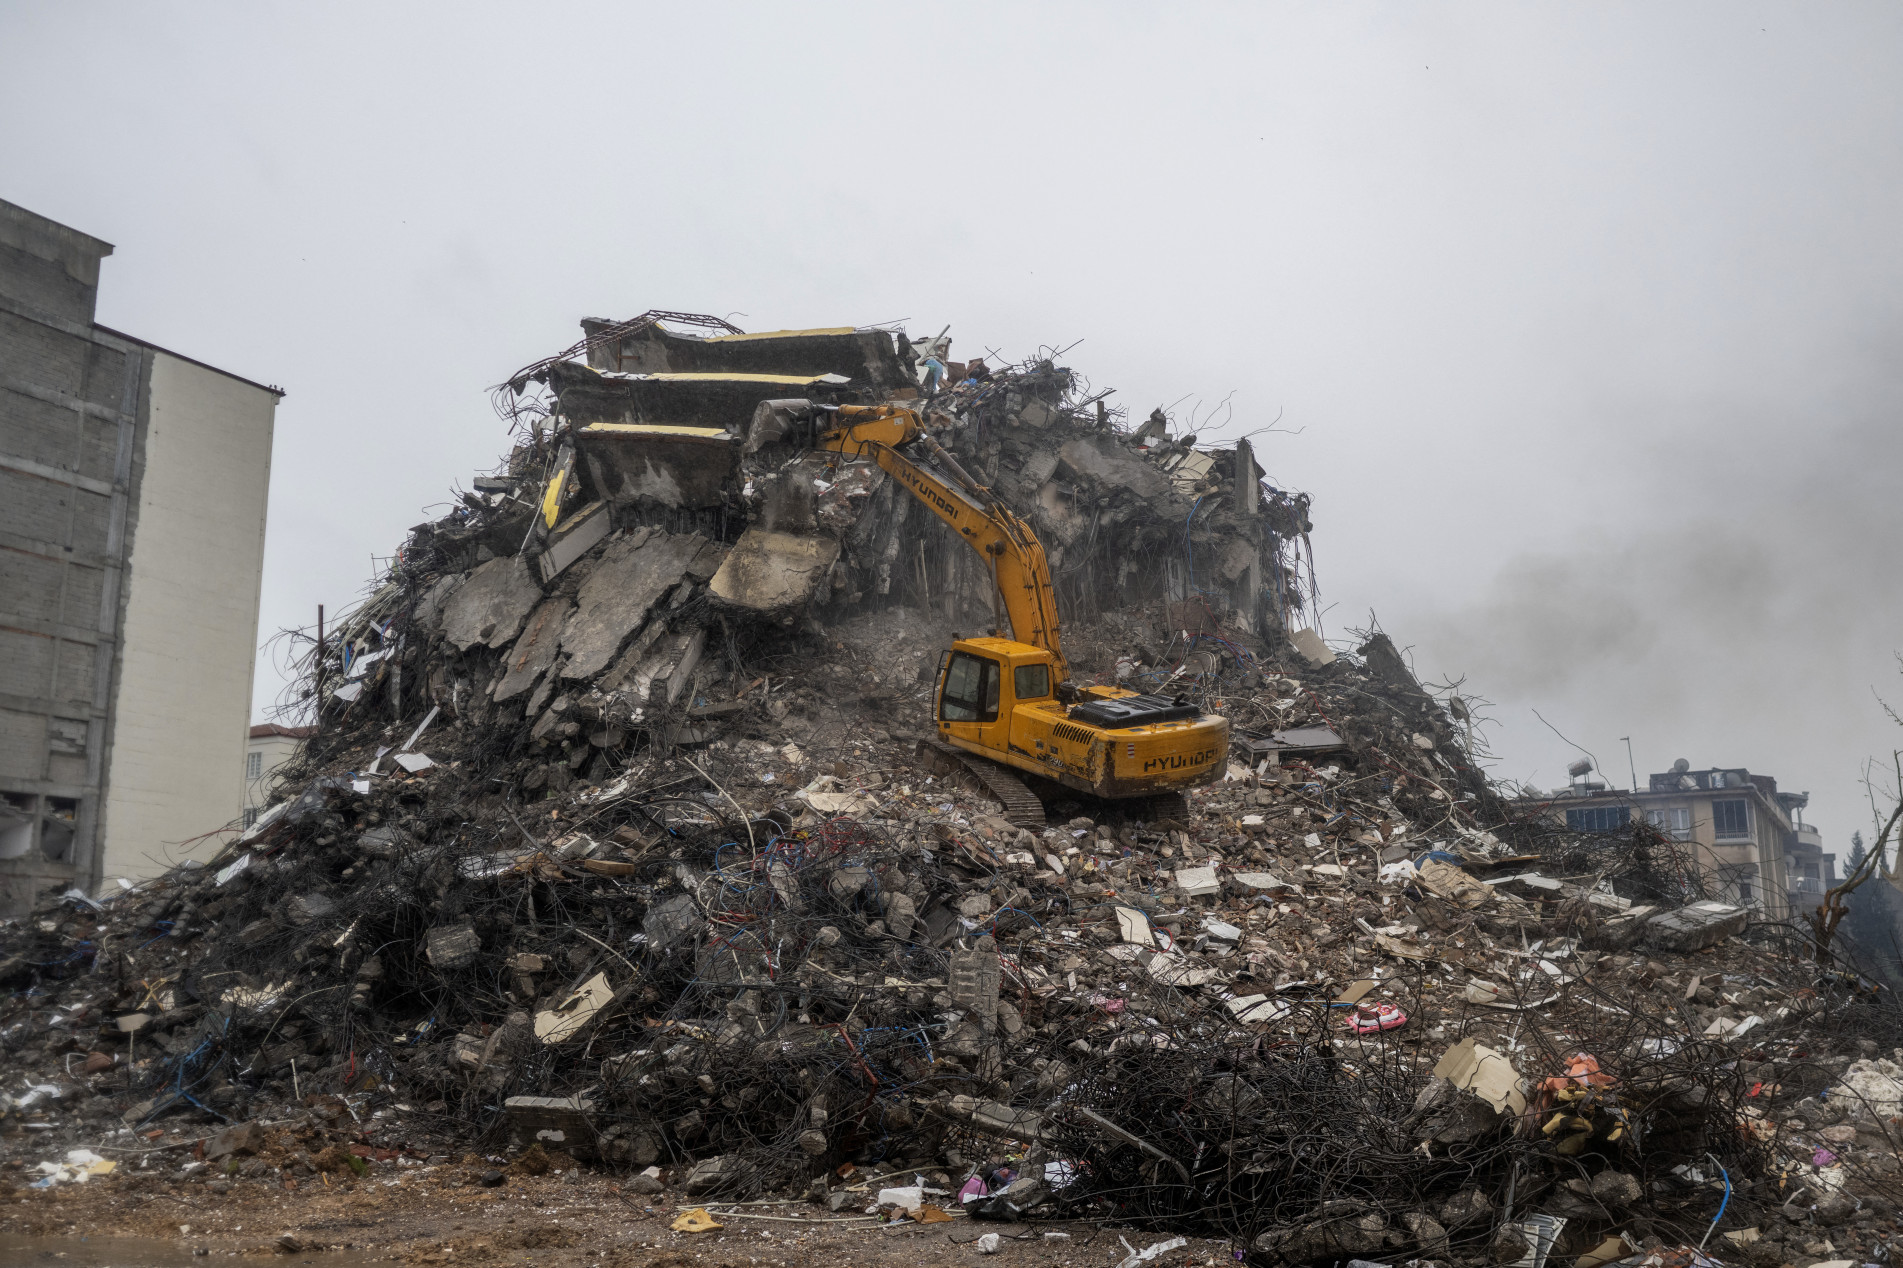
[936, 638, 1053, 742]
[933, 636, 1226, 801]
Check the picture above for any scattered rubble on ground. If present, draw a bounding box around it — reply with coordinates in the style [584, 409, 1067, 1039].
[4, 313, 1903, 1268]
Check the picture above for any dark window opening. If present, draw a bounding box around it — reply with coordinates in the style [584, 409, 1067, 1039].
[940, 652, 1001, 723]
[1566, 805, 1631, 833]
[1013, 663, 1051, 701]
[41, 797, 78, 863]
[1713, 798, 1750, 839]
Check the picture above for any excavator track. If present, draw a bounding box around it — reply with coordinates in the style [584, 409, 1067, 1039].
[919, 740, 1048, 829]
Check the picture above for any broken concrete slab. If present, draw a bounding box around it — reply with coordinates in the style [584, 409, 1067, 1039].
[1056, 435, 1171, 500]
[950, 940, 1001, 1032]
[1644, 900, 1749, 952]
[625, 627, 706, 706]
[441, 555, 544, 651]
[575, 424, 739, 510]
[537, 501, 612, 582]
[948, 1094, 1047, 1141]
[707, 527, 841, 618]
[1173, 866, 1221, 898]
[559, 529, 706, 679]
[1289, 627, 1336, 667]
[413, 572, 465, 634]
[493, 596, 573, 701]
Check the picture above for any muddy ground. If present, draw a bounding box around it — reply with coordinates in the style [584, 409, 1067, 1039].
[0, 1162, 1230, 1268]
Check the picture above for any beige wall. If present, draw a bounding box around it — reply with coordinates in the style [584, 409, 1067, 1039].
[1642, 792, 1792, 917]
[100, 352, 275, 881]
[244, 732, 304, 818]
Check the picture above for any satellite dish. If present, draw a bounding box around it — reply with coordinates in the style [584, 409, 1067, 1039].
[1671, 758, 1690, 773]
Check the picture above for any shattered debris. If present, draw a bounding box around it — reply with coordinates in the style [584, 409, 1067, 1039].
[3, 310, 1903, 1268]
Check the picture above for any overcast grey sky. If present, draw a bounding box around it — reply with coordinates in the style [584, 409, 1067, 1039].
[6, 4, 1902, 852]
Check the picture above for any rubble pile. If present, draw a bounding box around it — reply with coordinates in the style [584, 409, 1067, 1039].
[4, 315, 1903, 1268]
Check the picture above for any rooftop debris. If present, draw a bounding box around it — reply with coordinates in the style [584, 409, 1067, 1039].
[4, 314, 1903, 1267]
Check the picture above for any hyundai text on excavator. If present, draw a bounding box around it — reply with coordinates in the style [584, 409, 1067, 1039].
[747, 400, 1229, 822]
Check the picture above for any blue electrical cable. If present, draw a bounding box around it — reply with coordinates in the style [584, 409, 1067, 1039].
[1696, 1152, 1731, 1252]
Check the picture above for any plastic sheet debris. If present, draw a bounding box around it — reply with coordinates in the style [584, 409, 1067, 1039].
[1509, 1214, 1567, 1268]
[671, 1207, 724, 1234]
[30, 1149, 115, 1186]
[1117, 1235, 1188, 1268]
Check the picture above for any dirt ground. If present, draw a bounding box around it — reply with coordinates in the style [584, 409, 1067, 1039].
[0, 1164, 1233, 1268]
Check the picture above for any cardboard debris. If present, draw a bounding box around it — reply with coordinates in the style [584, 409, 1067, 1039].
[1415, 859, 1496, 909]
[1433, 1038, 1526, 1116]
[534, 972, 621, 1044]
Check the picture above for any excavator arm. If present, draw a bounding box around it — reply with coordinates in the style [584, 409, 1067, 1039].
[745, 397, 1227, 804]
[755, 402, 1069, 683]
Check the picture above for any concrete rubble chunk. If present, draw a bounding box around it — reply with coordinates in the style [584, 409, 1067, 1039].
[285, 892, 336, 926]
[1644, 900, 1748, 951]
[1289, 627, 1335, 667]
[537, 501, 613, 582]
[950, 940, 1001, 1032]
[683, 1154, 757, 1198]
[441, 555, 544, 651]
[707, 528, 842, 617]
[948, 1093, 1046, 1140]
[425, 923, 481, 970]
[504, 1095, 597, 1157]
[1173, 865, 1220, 897]
[493, 596, 574, 701]
[1056, 435, 1170, 499]
[204, 1120, 265, 1159]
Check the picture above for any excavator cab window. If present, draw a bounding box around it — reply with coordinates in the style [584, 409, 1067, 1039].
[1013, 663, 1050, 701]
[940, 651, 1000, 723]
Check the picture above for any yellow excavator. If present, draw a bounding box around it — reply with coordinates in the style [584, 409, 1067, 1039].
[748, 401, 1229, 821]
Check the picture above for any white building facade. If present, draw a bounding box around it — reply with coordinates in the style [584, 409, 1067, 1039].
[0, 199, 280, 914]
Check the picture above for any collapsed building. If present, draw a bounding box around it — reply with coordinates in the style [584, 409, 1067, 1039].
[2, 314, 1902, 1268]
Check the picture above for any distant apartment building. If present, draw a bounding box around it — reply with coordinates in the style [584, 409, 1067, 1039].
[1520, 760, 1819, 919]
[0, 198, 280, 916]
[244, 723, 312, 827]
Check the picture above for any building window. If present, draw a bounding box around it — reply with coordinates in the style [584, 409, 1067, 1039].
[1646, 807, 1692, 840]
[1712, 798, 1750, 839]
[1738, 878, 1754, 903]
[242, 806, 260, 828]
[246, 751, 263, 780]
[1566, 805, 1631, 833]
